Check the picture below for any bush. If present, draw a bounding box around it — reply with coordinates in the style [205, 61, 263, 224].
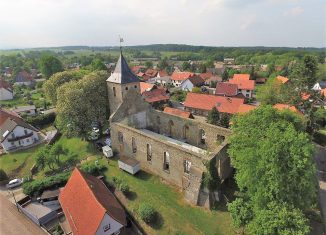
[0, 169, 8, 181]
[23, 172, 70, 196]
[138, 203, 156, 223]
[227, 198, 253, 228]
[80, 162, 106, 176]
[119, 182, 130, 195]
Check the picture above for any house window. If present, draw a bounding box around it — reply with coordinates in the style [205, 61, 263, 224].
[103, 224, 110, 232]
[118, 132, 123, 143]
[24, 130, 28, 135]
[134, 85, 137, 89]
[246, 90, 250, 92]
[246, 94, 249, 97]
[199, 129, 206, 144]
[125, 87, 128, 90]
[26, 138, 30, 143]
[163, 152, 170, 172]
[147, 144, 152, 162]
[113, 87, 116, 97]
[184, 160, 191, 174]
[132, 137, 137, 153]
[11, 142, 15, 146]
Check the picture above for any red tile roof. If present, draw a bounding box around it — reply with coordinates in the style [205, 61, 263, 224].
[216, 82, 238, 96]
[142, 88, 169, 103]
[158, 70, 168, 77]
[199, 72, 213, 80]
[273, 103, 302, 115]
[276, 76, 289, 84]
[131, 65, 145, 74]
[164, 107, 194, 119]
[171, 72, 195, 81]
[229, 74, 255, 90]
[184, 93, 244, 114]
[145, 69, 158, 78]
[321, 89, 326, 98]
[0, 79, 12, 91]
[0, 108, 21, 126]
[237, 104, 257, 114]
[233, 74, 250, 80]
[187, 76, 205, 86]
[59, 168, 126, 235]
[140, 82, 155, 94]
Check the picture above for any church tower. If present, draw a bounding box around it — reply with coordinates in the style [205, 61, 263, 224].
[106, 52, 140, 114]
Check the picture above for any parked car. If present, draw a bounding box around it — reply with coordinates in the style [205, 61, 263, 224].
[92, 127, 100, 133]
[6, 178, 23, 189]
[105, 138, 112, 147]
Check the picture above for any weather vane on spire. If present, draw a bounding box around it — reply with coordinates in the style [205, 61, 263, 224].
[119, 35, 124, 53]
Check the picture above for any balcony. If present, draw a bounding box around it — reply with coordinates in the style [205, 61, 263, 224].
[7, 132, 34, 142]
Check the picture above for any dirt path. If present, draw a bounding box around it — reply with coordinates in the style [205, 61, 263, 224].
[0, 194, 46, 235]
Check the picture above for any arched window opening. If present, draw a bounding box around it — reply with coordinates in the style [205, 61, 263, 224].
[168, 120, 174, 137]
[147, 144, 152, 162]
[199, 129, 206, 144]
[118, 132, 123, 143]
[163, 152, 170, 171]
[113, 87, 116, 97]
[132, 137, 137, 153]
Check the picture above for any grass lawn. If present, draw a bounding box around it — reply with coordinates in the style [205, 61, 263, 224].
[101, 157, 235, 235]
[0, 144, 44, 178]
[0, 136, 97, 178]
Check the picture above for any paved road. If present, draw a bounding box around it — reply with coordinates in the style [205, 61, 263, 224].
[0, 194, 46, 235]
[315, 145, 326, 229]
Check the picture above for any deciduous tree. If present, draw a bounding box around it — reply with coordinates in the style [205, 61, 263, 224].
[38, 54, 64, 78]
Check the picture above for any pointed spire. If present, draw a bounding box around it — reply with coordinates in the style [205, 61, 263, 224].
[106, 52, 140, 84]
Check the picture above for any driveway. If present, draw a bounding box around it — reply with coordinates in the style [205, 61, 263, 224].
[315, 145, 326, 229]
[0, 193, 45, 235]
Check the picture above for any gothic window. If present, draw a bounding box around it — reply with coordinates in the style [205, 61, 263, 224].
[184, 160, 191, 174]
[163, 152, 170, 172]
[118, 132, 123, 143]
[147, 144, 152, 162]
[113, 87, 116, 97]
[199, 129, 206, 144]
[168, 120, 174, 137]
[132, 137, 137, 153]
[183, 125, 189, 140]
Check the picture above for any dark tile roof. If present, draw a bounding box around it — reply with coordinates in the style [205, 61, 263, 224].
[216, 82, 238, 96]
[107, 53, 140, 84]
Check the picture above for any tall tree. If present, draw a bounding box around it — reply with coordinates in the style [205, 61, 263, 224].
[207, 107, 220, 125]
[38, 54, 64, 78]
[90, 58, 107, 71]
[56, 71, 108, 138]
[222, 69, 229, 81]
[228, 106, 315, 233]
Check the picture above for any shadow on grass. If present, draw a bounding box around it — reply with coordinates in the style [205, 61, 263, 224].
[150, 212, 164, 230]
[126, 191, 137, 201]
[135, 171, 152, 181]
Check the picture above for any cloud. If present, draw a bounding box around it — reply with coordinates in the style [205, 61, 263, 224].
[240, 15, 257, 31]
[283, 6, 304, 16]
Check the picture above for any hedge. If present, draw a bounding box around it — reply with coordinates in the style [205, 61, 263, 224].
[23, 172, 70, 196]
[26, 112, 56, 127]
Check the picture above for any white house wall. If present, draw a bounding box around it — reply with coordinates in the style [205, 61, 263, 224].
[95, 213, 123, 235]
[1, 126, 39, 151]
[180, 80, 193, 91]
[0, 88, 13, 101]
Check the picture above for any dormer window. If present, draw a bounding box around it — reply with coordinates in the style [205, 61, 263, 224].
[103, 224, 110, 232]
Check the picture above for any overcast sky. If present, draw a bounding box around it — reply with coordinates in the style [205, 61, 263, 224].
[0, 0, 325, 49]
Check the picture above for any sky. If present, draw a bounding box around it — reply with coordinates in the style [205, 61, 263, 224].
[0, 0, 325, 49]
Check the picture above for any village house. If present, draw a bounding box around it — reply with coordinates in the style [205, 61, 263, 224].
[276, 75, 289, 84]
[59, 168, 127, 235]
[228, 74, 255, 98]
[204, 75, 222, 87]
[156, 70, 168, 78]
[0, 78, 14, 100]
[107, 53, 233, 207]
[215, 82, 239, 97]
[223, 58, 235, 65]
[0, 108, 41, 152]
[14, 71, 35, 87]
[148, 76, 172, 87]
[3, 67, 12, 77]
[312, 81, 326, 91]
[180, 76, 205, 91]
[139, 82, 170, 109]
[12, 105, 37, 116]
[171, 72, 195, 87]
